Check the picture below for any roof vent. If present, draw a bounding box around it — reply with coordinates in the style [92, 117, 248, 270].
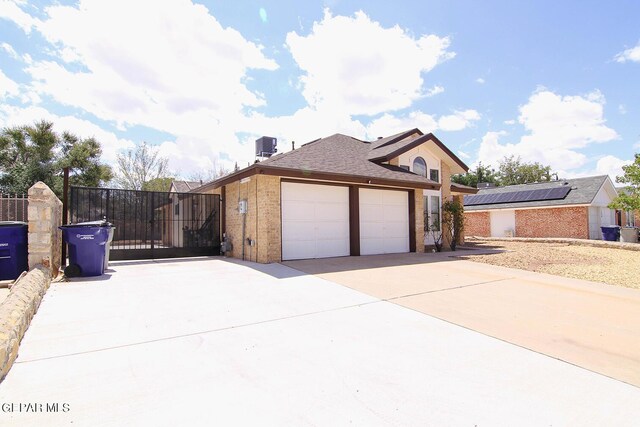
[563, 181, 569, 185]
[377, 136, 383, 140]
[255, 136, 277, 158]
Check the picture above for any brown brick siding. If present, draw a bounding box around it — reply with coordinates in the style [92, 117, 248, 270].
[515, 207, 589, 239]
[209, 175, 282, 264]
[464, 211, 490, 237]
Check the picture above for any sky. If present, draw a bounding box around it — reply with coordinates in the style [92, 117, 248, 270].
[0, 0, 639, 182]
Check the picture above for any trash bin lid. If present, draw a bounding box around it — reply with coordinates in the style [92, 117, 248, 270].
[0, 221, 27, 226]
[77, 220, 112, 227]
[61, 221, 112, 228]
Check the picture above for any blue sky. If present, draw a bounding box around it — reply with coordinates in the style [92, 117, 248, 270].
[1, 0, 639, 181]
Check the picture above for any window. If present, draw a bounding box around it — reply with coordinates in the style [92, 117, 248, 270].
[430, 169, 439, 183]
[626, 210, 636, 227]
[413, 157, 427, 177]
[174, 203, 179, 215]
[430, 196, 441, 231]
[424, 195, 440, 231]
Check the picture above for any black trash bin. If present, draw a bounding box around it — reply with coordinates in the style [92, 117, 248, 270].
[0, 221, 28, 280]
[60, 223, 112, 277]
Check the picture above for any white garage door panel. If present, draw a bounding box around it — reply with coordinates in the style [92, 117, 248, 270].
[281, 200, 314, 221]
[281, 182, 350, 260]
[384, 221, 409, 238]
[359, 188, 410, 256]
[316, 221, 350, 236]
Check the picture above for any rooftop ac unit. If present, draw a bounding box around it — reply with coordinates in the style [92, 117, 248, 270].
[255, 136, 277, 157]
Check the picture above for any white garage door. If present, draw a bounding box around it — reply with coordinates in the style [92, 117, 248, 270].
[490, 210, 516, 237]
[281, 182, 350, 260]
[359, 188, 409, 255]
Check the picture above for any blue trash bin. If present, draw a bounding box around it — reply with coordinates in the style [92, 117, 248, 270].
[0, 221, 28, 280]
[601, 226, 620, 242]
[60, 224, 111, 277]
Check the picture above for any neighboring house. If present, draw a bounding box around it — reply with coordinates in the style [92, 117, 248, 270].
[170, 180, 203, 193]
[161, 180, 207, 248]
[196, 129, 477, 263]
[464, 175, 619, 240]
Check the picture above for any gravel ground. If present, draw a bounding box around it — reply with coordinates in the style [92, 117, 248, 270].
[459, 239, 640, 289]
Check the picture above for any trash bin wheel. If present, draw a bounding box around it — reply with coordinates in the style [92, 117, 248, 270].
[64, 264, 82, 278]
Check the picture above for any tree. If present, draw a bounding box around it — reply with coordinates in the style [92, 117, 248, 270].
[609, 153, 640, 212]
[442, 199, 465, 251]
[186, 160, 230, 183]
[113, 142, 170, 190]
[451, 162, 498, 188]
[0, 120, 112, 197]
[498, 155, 552, 186]
[142, 177, 174, 192]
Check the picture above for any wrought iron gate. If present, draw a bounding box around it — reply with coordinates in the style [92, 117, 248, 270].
[69, 186, 220, 260]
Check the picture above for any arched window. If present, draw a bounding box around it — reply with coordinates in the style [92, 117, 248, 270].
[413, 157, 427, 177]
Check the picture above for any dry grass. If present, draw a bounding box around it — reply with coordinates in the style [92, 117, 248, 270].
[460, 239, 640, 289]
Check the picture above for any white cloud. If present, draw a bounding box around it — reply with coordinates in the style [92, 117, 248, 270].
[478, 89, 618, 171]
[618, 104, 627, 115]
[457, 150, 470, 160]
[476, 77, 485, 84]
[570, 155, 631, 183]
[364, 109, 480, 138]
[0, 0, 38, 33]
[614, 41, 640, 63]
[0, 69, 19, 98]
[5, 0, 281, 172]
[425, 85, 444, 97]
[3, 2, 473, 173]
[633, 141, 640, 150]
[366, 111, 438, 138]
[285, 9, 454, 115]
[438, 109, 481, 131]
[504, 119, 516, 125]
[0, 104, 135, 164]
[1, 42, 18, 58]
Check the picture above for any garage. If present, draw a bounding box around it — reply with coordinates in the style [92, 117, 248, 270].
[281, 182, 350, 260]
[359, 188, 410, 255]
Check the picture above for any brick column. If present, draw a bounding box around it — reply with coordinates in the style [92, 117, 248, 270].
[27, 182, 62, 276]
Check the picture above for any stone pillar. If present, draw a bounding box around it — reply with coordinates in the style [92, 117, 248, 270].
[27, 182, 62, 276]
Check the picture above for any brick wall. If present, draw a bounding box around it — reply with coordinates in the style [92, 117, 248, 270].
[215, 175, 281, 264]
[464, 211, 490, 237]
[515, 207, 589, 239]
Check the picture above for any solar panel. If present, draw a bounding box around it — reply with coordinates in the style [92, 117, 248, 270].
[465, 185, 571, 206]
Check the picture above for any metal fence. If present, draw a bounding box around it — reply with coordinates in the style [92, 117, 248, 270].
[69, 186, 220, 260]
[0, 193, 28, 222]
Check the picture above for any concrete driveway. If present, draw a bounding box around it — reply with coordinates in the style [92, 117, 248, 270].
[285, 251, 640, 388]
[1, 257, 639, 426]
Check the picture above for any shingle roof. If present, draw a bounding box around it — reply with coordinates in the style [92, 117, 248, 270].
[171, 180, 203, 192]
[369, 129, 420, 150]
[209, 129, 469, 190]
[260, 133, 437, 187]
[464, 175, 610, 210]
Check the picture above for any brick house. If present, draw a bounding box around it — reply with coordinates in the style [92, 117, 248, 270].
[464, 175, 623, 240]
[195, 129, 477, 263]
